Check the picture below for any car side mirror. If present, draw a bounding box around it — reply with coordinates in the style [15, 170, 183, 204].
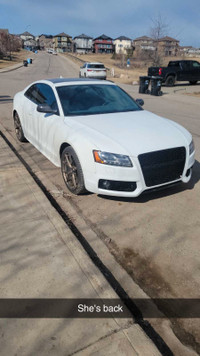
[136, 99, 144, 107]
[37, 103, 58, 114]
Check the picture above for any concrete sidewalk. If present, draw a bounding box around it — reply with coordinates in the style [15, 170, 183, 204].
[0, 135, 161, 355]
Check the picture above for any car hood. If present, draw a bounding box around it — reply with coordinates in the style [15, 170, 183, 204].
[65, 110, 191, 156]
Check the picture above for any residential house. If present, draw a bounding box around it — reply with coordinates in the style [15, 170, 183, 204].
[113, 36, 133, 55]
[133, 35, 179, 57]
[133, 36, 155, 55]
[53, 32, 72, 52]
[93, 34, 113, 53]
[179, 46, 193, 55]
[20, 31, 37, 50]
[38, 34, 53, 50]
[158, 36, 179, 56]
[73, 34, 93, 53]
[179, 46, 200, 57]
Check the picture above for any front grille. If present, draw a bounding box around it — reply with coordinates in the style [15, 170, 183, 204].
[138, 147, 186, 187]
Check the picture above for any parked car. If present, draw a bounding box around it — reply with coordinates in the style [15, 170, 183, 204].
[148, 60, 200, 86]
[13, 78, 195, 197]
[79, 62, 106, 79]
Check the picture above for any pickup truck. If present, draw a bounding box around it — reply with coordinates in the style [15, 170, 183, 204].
[148, 60, 200, 86]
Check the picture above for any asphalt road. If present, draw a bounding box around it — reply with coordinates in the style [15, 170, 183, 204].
[1, 52, 200, 353]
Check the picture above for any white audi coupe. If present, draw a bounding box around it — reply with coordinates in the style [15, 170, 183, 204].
[13, 78, 195, 197]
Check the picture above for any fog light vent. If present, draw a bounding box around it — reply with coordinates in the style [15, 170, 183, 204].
[98, 179, 137, 192]
[186, 168, 191, 177]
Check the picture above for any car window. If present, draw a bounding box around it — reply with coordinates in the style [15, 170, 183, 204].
[24, 84, 38, 103]
[88, 64, 105, 69]
[25, 83, 59, 113]
[36, 84, 58, 111]
[56, 84, 142, 116]
[168, 62, 180, 67]
[181, 62, 191, 70]
[191, 62, 200, 68]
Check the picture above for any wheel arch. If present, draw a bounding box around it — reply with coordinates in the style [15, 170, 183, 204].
[59, 142, 71, 158]
[13, 109, 17, 119]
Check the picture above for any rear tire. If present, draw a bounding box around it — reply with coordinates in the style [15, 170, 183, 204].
[165, 75, 175, 87]
[14, 112, 27, 142]
[189, 81, 197, 85]
[61, 146, 86, 195]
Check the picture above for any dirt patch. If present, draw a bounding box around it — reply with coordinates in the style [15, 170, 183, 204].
[0, 50, 31, 69]
[62, 53, 200, 85]
[185, 92, 200, 97]
[61, 53, 147, 84]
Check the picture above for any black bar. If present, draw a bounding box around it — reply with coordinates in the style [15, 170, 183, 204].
[0, 299, 199, 318]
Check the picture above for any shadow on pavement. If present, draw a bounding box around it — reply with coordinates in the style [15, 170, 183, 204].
[0, 95, 13, 103]
[162, 82, 200, 88]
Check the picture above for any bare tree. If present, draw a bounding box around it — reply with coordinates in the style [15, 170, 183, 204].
[0, 32, 21, 59]
[150, 15, 168, 66]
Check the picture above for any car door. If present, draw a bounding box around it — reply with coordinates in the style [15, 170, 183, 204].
[179, 61, 191, 81]
[23, 84, 40, 146]
[190, 61, 200, 81]
[33, 83, 60, 162]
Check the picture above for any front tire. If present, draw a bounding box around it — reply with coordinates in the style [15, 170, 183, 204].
[14, 112, 27, 142]
[165, 75, 175, 87]
[61, 146, 86, 195]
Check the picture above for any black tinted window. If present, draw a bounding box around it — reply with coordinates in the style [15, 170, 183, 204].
[181, 62, 191, 70]
[168, 62, 180, 67]
[25, 83, 58, 112]
[24, 84, 38, 103]
[36, 84, 58, 110]
[88, 64, 105, 69]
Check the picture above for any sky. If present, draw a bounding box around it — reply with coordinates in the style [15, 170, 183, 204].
[0, 0, 200, 47]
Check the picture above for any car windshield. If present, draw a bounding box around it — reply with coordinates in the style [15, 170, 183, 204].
[56, 84, 142, 116]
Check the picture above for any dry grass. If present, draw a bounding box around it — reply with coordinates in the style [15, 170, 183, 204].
[63, 53, 200, 85]
[63, 53, 148, 84]
[0, 50, 31, 69]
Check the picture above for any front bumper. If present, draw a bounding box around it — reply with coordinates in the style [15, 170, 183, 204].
[86, 73, 106, 80]
[84, 148, 195, 197]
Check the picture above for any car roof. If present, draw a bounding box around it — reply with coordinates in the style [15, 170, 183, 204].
[85, 62, 104, 65]
[45, 78, 114, 85]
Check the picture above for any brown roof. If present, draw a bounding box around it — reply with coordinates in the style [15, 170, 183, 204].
[158, 36, 179, 42]
[134, 36, 153, 41]
[20, 31, 34, 37]
[54, 32, 71, 38]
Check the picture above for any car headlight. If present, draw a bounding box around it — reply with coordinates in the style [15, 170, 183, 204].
[93, 150, 133, 167]
[189, 139, 195, 155]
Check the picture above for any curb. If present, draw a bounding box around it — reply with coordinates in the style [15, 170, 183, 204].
[0, 55, 36, 74]
[0, 63, 24, 73]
